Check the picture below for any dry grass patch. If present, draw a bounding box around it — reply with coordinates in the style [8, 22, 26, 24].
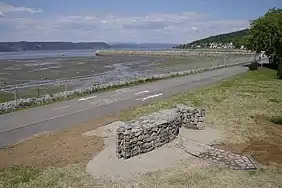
[218, 115, 282, 167]
[2, 163, 282, 188]
[0, 115, 121, 168]
[0, 164, 98, 188]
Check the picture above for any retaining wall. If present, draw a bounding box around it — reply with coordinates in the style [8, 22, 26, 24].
[96, 50, 254, 57]
[116, 105, 205, 159]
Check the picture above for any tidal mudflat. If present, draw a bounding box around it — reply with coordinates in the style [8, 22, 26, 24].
[0, 53, 253, 102]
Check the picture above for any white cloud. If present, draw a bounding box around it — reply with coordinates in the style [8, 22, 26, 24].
[0, 2, 42, 15]
[0, 11, 249, 43]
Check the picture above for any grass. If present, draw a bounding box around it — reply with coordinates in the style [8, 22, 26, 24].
[1, 164, 282, 188]
[0, 166, 41, 187]
[120, 68, 282, 143]
[0, 91, 13, 103]
[1, 68, 282, 187]
[0, 165, 97, 188]
[0, 85, 66, 102]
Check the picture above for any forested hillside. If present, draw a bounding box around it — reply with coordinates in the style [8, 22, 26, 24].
[174, 29, 250, 49]
[0, 42, 110, 52]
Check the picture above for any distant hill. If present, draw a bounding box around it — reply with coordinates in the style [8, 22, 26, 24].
[174, 29, 250, 49]
[0, 41, 111, 52]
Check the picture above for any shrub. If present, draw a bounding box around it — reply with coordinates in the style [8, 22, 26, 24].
[270, 116, 282, 125]
[248, 62, 259, 70]
[277, 59, 282, 79]
[269, 98, 280, 103]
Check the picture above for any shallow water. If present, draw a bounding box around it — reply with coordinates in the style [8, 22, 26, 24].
[0, 48, 169, 60]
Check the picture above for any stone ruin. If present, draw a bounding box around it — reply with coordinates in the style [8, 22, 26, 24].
[177, 104, 206, 130]
[116, 104, 206, 159]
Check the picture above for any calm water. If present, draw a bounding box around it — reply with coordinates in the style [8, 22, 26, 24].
[0, 48, 171, 60]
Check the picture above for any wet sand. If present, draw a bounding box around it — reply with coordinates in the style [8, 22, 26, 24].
[0, 55, 252, 88]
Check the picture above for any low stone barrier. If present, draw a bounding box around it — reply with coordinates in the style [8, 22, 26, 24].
[116, 105, 205, 159]
[96, 50, 254, 57]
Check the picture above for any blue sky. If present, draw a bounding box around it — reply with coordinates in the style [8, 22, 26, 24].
[0, 0, 281, 43]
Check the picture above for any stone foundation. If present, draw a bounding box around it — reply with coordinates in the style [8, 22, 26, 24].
[117, 105, 206, 159]
[177, 104, 206, 130]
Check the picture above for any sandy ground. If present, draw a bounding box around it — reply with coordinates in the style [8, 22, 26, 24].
[83, 121, 222, 180]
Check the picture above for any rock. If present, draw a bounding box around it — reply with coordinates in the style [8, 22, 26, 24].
[199, 117, 205, 122]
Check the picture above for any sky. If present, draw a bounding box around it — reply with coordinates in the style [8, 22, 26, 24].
[0, 0, 281, 43]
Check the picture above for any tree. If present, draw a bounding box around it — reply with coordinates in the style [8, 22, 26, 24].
[249, 8, 282, 78]
[239, 35, 253, 49]
[278, 59, 282, 79]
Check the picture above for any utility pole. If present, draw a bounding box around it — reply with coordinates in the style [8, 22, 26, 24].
[37, 86, 40, 98]
[64, 81, 67, 98]
[14, 85, 18, 108]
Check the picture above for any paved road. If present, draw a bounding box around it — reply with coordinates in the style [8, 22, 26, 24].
[0, 66, 249, 148]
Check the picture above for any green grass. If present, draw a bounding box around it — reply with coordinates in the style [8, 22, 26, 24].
[0, 85, 66, 103]
[0, 91, 13, 103]
[1, 68, 282, 187]
[119, 68, 282, 143]
[0, 167, 41, 188]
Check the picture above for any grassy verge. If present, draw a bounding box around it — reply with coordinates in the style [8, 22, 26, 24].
[120, 68, 282, 142]
[1, 68, 282, 188]
[0, 85, 66, 103]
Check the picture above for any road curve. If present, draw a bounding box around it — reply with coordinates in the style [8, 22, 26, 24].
[0, 66, 249, 148]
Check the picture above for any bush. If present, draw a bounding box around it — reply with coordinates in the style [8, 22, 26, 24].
[248, 62, 259, 71]
[277, 60, 282, 79]
[270, 116, 282, 125]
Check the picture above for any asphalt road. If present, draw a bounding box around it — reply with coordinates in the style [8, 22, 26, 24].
[0, 66, 249, 148]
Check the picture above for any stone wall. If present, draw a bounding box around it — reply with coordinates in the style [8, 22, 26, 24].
[116, 105, 205, 159]
[96, 50, 254, 57]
